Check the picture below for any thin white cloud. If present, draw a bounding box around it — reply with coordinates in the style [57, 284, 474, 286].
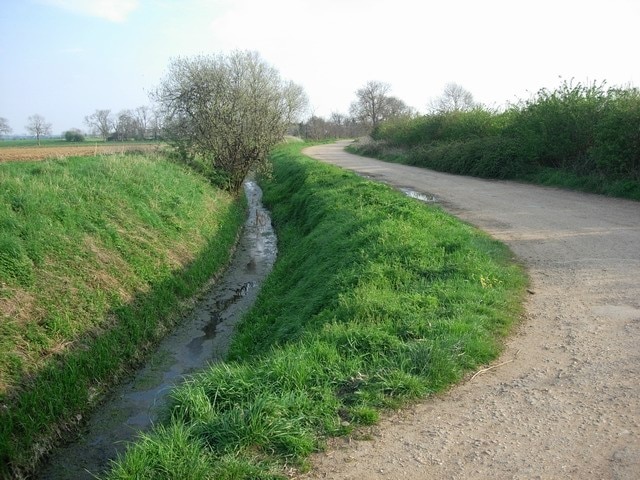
[42, 0, 139, 22]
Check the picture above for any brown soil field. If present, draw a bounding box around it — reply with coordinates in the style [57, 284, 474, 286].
[0, 144, 161, 162]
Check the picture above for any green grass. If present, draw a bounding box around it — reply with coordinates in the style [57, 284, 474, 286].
[522, 167, 640, 199]
[0, 138, 71, 147]
[0, 153, 246, 477]
[106, 142, 527, 479]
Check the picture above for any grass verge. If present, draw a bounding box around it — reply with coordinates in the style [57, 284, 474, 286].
[0, 153, 245, 477]
[106, 142, 527, 479]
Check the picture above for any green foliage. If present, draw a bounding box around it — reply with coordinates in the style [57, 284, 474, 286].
[0, 153, 245, 477]
[505, 81, 606, 171]
[155, 51, 308, 192]
[365, 80, 640, 198]
[64, 130, 85, 142]
[376, 108, 502, 147]
[107, 142, 526, 478]
[406, 136, 533, 179]
[591, 87, 640, 179]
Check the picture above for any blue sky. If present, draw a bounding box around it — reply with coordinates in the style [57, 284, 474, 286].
[1, 0, 639, 135]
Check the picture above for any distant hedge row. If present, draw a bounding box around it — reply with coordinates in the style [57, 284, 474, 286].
[368, 82, 640, 185]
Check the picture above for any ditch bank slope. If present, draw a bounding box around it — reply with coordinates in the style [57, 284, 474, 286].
[0, 154, 245, 478]
[301, 141, 640, 479]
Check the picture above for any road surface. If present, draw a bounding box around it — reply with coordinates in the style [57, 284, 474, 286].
[299, 140, 640, 480]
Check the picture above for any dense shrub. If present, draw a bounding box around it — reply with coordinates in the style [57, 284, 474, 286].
[64, 129, 85, 142]
[408, 136, 532, 179]
[591, 87, 640, 180]
[375, 108, 502, 147]
[504, 81, 606, 172]
[369, 81, 640, 186]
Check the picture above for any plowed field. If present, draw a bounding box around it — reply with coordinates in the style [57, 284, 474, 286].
[0, 143, 160, 162]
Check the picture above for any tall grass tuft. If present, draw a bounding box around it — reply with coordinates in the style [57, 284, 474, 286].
[106, 142, 526, 478]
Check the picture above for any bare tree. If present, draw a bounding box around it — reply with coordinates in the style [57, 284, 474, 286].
[349, 81, 391, 128]
[431, 82, 476, 113]
[0, 117, 12, 135]
[386, 97, 415, 119]
[349, 81, 413, 130]
[154, 51, 308, 192]
[329, 112, 346, 137]
[282, 81, 309, 125]
[134, 105, 151, 139]
[25, 114, 52, 145]
[149, 107, 163, 140]
[85, 109, 113, 140]
[113, 109, 140, 141]
[299, 112, 368, 140]
[302, 116, 330, 140]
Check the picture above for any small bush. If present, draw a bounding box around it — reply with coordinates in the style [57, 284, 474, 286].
[64, 129, 85, 142]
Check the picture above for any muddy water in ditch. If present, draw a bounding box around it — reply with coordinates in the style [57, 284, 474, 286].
[38, 181, 277, 479]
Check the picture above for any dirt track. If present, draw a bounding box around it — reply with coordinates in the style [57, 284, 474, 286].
[301, 141, 640, 479]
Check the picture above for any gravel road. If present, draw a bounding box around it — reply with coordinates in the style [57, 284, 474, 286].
[299, 141, 640, 480]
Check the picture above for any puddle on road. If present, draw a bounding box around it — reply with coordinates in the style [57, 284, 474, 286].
[38, 181, 277, 479]
[399, 187, 439, 204]
[354, 174, 440, 205]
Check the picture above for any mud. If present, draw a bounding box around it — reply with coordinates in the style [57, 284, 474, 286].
[37, 181, 276, 479]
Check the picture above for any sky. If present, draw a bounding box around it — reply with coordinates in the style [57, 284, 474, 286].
[1, 0, 639, 135]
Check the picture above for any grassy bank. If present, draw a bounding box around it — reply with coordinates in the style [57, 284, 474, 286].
[0, 153, 245, 477]
[355, 81, 640, 200]
[107, 142, 526, 479]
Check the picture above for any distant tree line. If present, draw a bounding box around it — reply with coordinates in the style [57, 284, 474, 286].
[296, 80, 416, 140]
[297, 113, 366, 140]
[0, 107, 162, 143]
[0, 114, 54, 144]
[84, 106, 162, 141]
[1, 76, 425, 148]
